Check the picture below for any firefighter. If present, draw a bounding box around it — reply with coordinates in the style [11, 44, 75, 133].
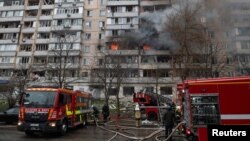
[134, 103, 141, 127]
[102, 103, 110, 123]
[92, 105, 100, 122]
[162, 106, 176, 140]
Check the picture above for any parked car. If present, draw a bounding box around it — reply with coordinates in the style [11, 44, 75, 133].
[0, 107, 19, 124]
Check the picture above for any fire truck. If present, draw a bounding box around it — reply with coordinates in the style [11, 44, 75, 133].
[177, 76, 250, 141]
[133, 90, 172, 121]
[17, 87, 93, 136]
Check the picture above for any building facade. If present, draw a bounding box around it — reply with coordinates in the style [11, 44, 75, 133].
[0, 0, 242, 101]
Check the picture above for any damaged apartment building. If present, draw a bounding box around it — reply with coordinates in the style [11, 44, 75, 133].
[0, 0, 242, 100]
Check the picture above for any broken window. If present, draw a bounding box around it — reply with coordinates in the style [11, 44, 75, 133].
[20, 45, 32, 52]
[37, 32, 50, 39]
[41, 10, 51, 16]
[157, 56, 170, 63]
[24, 21, 34, 28]
[23, 33, 33, 39]
[25, 10, 38, 17]
[28, 0, 39, 6]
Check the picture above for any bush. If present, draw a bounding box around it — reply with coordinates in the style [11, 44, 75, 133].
[0, 100, 8, 112]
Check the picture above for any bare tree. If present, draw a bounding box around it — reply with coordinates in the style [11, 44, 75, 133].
[165, 1, 230, 80]
[47, 29, 80, 88]
[90, 50, 128, 117]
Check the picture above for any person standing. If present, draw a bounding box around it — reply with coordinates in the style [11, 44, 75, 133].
[163, 106, 176, 140]
[92, 105, 100, 122]
[102, 103, 110, 123]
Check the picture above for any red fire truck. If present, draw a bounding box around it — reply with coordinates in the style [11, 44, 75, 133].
[17, 87, 92, 136]
[177, 76, 250, 141]
[133, 91, 172, 121]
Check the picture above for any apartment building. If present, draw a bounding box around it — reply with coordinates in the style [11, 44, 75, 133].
[0, 0, 188, 100]
[229, 0, 250, 76]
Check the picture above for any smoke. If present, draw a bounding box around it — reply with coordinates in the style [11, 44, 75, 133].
[121, 4, 181, 50]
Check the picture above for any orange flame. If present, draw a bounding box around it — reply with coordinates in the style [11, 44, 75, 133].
[111, 43, 118, 50]
[143, 44, 150, 51]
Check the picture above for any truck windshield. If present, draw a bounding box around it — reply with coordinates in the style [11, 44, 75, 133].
[23, 91, 56, 108]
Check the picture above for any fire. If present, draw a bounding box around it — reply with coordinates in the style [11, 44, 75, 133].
[111, 43, 118, 50]
[143, 44, 150, 51]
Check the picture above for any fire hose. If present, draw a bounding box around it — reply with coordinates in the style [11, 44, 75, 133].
[155, 121, 186, 141]
[95, 118, 164, 140]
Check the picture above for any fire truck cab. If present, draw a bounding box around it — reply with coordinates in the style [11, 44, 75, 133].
[133, 91, 172, 121]
[177, 76, 250, 141]
[17, 87, 92, 136]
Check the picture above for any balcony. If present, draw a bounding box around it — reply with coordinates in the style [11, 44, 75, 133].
[26, 5, 39, 10]
[41, 5, 54, 9]
[39, 15, 53, 20]
[0, 17, 22, 22]
[140, 0, 171, 6]
[0, 63, 15, 68]
[36, 39, 50, 44]
[0, 5, 24, 11]
[22, 28, 35, 33]
[38, 27, 51, 32]
[0, 51, 16, 56]
[106, 24, 137, 30]
[17, 52, 32, 56]
[53, 14, 83, 19]
[0, 39, 17, 44]
[0, 28, 20, 33]
[34, 51, 48, 56]
[106, 12, 138, 17]
[107, 0, 139, 6]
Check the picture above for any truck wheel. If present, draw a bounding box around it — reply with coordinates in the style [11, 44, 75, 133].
[60, 120, 68, 136]
[25, 131, 34, 136]
[82, 115, 87, 127]
[147, 112, 157, 121]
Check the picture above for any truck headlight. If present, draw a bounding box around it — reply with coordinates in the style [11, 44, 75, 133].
[49, 122, 56, 127]
[17, 121, 23, 126]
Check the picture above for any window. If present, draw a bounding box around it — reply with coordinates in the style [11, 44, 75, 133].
[88, 0, 93, 5]
[100, 10, 105, 16]
[40, 20, 51, 27]
[98, 59, 103, 65]
[83, 58, 89, 65]
[99, 33, 104, 39]
[36, 44, 48, 51]
[123, 87, 134, 96]
[20, 45, 32, 51]
[37, 32, 50, 39]
[241, 41, 250, 49]
[82, 72, 88, 77]
[1, 57, 11, 63]
[99, 21, 105, 28]
[160, 87, 172, 95]
[83, 46, 90, 53]
[145, 87, 154, 93]
[112, 30, 118, 36]
[84, 33, 91, 40]
[85, 21, 91, 28]
[20, 57, 29, 63]
[12, 1, 20, 6]
[87, 10, 93, 17]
